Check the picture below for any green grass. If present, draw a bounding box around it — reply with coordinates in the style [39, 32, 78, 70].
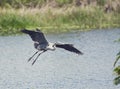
[114, 66, 120, 85]
[114, 40, 120, 85]
[0, 7, 120, 35]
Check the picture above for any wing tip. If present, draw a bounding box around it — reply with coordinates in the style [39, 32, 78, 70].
[77, 51, 84, 55]
[21, 29, 28, 33]
[21, 28, 40, 33]
[79, 52, 84, 55]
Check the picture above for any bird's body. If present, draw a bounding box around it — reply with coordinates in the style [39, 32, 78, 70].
[34, 42, 55, 51]
[34, 42, 48, 51]
[21, 28, 83, 65]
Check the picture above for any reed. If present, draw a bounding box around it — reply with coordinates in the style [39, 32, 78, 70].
[0, 6, 120, 35]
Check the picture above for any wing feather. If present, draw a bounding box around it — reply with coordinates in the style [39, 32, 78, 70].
[55, 43, 83, 55]
[21, 29, 48, 44]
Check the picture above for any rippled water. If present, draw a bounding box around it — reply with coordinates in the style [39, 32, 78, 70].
[0, 29, 120, 89]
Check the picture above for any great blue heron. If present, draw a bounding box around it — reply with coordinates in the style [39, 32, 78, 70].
[21, 28, 83, 65]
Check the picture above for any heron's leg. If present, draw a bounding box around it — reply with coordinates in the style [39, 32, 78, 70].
[32, 50, 47, 65]
[28, 51, 39, 62]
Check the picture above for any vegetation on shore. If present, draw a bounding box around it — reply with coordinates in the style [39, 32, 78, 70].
[114, 39, 120, 85]
[0, 0, 120, 35]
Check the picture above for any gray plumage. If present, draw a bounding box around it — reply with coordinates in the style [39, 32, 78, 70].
[21, 28, 83, 65]
[55, 43, 83, 55]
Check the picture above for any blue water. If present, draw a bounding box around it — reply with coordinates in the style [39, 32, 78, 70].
[0, 29, 120, 89]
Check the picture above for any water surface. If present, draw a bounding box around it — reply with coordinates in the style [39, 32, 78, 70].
[0, 29, 120, 89]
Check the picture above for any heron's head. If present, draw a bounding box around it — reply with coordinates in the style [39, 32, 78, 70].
[47, 43, 56, 51]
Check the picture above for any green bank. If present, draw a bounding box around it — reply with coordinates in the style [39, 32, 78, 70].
[0, 7, 120, 35]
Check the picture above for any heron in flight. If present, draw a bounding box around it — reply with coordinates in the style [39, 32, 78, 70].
[21, 28, 83, 65]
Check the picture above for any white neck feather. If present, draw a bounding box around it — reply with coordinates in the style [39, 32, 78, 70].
[47, 42, 55, 51]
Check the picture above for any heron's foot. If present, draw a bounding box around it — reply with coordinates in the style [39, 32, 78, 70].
[32, 59, 36, 65]
[28, 57, 32, 62]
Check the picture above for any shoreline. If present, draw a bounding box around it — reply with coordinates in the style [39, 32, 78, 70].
[0, 7, 120, 35]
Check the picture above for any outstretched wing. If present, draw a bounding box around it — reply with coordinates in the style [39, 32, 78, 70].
[55, 43, 83, 55]
[21, 28, 48, 44]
